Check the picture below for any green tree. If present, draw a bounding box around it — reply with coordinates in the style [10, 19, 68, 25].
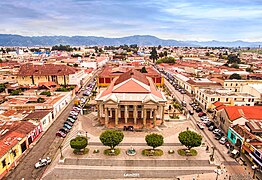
[40, 91, 51, 96]
[229, 73, 242, 80]
[10, 89, 21, 95]
[230, 63, 239, 69]
[100, 130, 124, 150]
[156, 57, 176, 64]
[246, 68, 253, 72]
[159, 52, 164, 58]
[145, 133, 164, 150]
[178, 130, 202, 150]
[163, 51, 168, 57]
[157, 45, 162, 50]
[37, 97, 45, 103]
[149, 47, 158, 63]
[227, 54, 241, 64]
[0, 83, 6, 93]
[140, 67, 148, 73]
[70, 136, 88, 151]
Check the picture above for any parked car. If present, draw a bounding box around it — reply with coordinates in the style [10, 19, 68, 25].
[59, 128, 69, 134]
[70, 111, 78, 116]
[206, 121, 214, 127]
[219, 137, 227, 144]
[35, 157, 51, 169]
[63, 123, 72, 130]
[213, 129, 222, 135]
[230, 149, 240, 159]
[182, 101, 187, 107]
[188, 110, 194, 115]
[67, 117, 76, 123]
[215, 134, 223, 140]
[198, 112, 207, 117]
[200, 116, 209, 121]
[56, 131, 66, 138]
[208, 125, 217, 131]
[64, 121, 73, 126]
[193, 105, 198, 110]
[197, 121, 205, 130]
[224, 142, 231, 149]
[69, 115, 77, 120]
[196, 108, 202, 113]
[180, 91, 186, 94]
[202, 119, 209, 124]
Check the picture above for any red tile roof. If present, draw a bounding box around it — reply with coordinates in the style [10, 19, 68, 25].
[115, 69, 149, 86]
[17, 64, 78, 76]
[24, 110, 51, 120]
[225, 106, 262, 121]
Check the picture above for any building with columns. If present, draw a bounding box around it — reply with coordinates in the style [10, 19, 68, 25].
[95, 69, 166, 129]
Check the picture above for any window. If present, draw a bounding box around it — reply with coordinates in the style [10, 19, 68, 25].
[236, 83, 238, 86]
[226, 98, 228, 102]
[2, 159, 6, 168]
[231, 83, 233, 86]
[12, 150, 17, 157]
[230, 133, 235, 140]
[225, 83, 227, 86]
[211, 98, 215, 101]
[218, 98, 220, 101]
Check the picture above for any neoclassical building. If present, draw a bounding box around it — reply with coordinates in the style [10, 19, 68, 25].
[95, 69, 166, 129]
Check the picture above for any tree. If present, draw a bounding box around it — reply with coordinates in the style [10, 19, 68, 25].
[229, 73, 242, 80]
[163, 51, 168, 57]
[230, 63, 239, 69]
[145, 133, 164, 150]
[227, 54, 241, 64]
[70, 136, 88, 151]
[156, 57, 176, 64]
[159, 52, 164, 58]
[140, 67, 148, 73]
[0, 83, 6, 93]
[149, 47, 158, 63]
[178, 130, 202, 150]
[10, 89, 21, 95]
[246, 68, 253, 72]
[100, 130, 124, 150]
[157, 45, 162, 50]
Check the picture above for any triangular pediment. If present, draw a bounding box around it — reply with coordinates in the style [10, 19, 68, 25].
[113, 78, 150, 93]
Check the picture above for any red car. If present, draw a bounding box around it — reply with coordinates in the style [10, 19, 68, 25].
[198, 112, 207, 117]
[56, 131, 66, 138]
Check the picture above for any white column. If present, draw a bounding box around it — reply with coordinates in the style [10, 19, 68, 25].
[124, 105, 128, 124]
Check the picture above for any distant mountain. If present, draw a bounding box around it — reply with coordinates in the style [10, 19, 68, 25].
[0, 34, 261, 47]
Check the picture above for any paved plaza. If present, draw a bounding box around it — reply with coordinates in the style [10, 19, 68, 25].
[42, 112, 249, 180]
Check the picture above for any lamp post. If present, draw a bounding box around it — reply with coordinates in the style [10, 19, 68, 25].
[210, 146, 215, 161]
[252, 165, 258, 179]
[86, 131, 88, 139]
[59, 145, 63, 159]
[214, 166, 222, 180]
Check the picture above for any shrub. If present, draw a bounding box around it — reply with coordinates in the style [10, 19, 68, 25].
[70, 136, 88, 152]
[104, 148, 121, 156]
[40, 91, 51, 96]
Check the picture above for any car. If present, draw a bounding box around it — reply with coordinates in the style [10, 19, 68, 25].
[63, 123, 72, 130]
[189, 102, 195, 106]
[230, 149, 240, 159]
[56, 131, 66, 138]
[202, 119, 209, 124]
[198, 112, 207, 117]
[193, 105, 198, 110]
[208, 125, 217, 131]
[35, 157, 51, 169]
[213, 129, 222, 134]
[59, 128, 69, 134]
[188, 110, 194, 115]
[196, 108, 203, 113]
[206, 121, 214, 127]
[64, 121, 73, 126]
[72, 107, 81, 112]
[69, 114, 77, 119]
[197, 121, 205, 130]
[67, 117, 76, 123]
[200, 116, 209, 121]
[182, 101, 187, 107]
[215, 134, 222, 140]
[70, 111, 78, 116]
[219, 137, 227, 144]
[180, 91, 186, 94]
[224, 142, 230, 149]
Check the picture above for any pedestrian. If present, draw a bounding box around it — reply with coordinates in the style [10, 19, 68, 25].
[186, 127, 189, 131]
[206, 146, 209, 151]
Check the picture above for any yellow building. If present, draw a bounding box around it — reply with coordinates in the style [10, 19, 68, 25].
[17, 64, 80, 86]
[0, 121, 36, 179]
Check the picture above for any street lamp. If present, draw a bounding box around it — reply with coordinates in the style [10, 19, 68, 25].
[59, 145, 63, 159]
[85, 131, 88, 139]
[214, 166, 223, 180]
[252, 165, 258, 179]
[210, 146, 215, 161]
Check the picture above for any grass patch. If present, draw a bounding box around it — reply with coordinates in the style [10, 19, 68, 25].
[73, 148, 89, 155]
[177, 149, 197, 156]
[104, 148, 121, 156]
[142, 149, 163, 156]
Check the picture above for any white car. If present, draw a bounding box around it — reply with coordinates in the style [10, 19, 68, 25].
[35, 157, 51, 169]
[200, 116, 209, 121]
[197, 121, 205, 130]
[219, 137, 227, 144]
[202, 119, 209, 124]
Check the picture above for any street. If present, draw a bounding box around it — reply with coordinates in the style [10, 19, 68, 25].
[6, 72, 98, 180]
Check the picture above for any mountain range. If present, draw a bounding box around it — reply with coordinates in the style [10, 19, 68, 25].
[0, 34, 261, 47]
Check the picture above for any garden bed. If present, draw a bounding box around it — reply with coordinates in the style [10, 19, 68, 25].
[177, 149, 197, 156]
[142, 149, 163, 156]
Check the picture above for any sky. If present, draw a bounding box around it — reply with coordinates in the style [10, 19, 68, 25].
[0, 0, 261, 41]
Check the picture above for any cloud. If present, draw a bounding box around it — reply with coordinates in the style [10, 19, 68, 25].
[0, 0, 261, 41]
